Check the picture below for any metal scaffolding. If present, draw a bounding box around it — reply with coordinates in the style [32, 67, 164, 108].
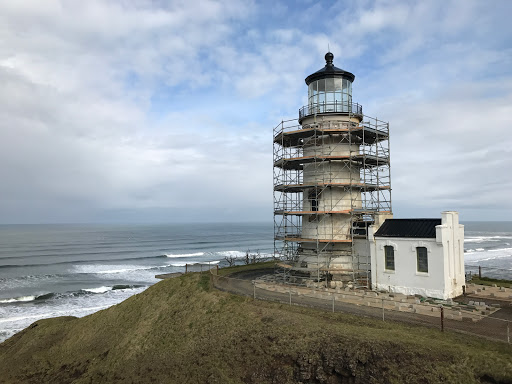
[273, 111, 392, 288]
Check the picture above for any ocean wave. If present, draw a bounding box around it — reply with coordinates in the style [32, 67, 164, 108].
[81, 285, 142, 294]
[465, 250, 512, 263]
[73, 264, 166, 275]
[488, 247, 512, 253]
[0, 296, 36, 304]
[0, 254, 167, 269]
[82, 286, 112, 294]
[168, 260, 220, 267]
[464, 248, 485, 253]
[464, 236, 512, 243]
[0, 285, 144, 306]
[165, 252, 204, 258]
[216, 250, 248, 258]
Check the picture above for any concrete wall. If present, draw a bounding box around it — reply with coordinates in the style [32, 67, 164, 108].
[369, 211, 465, 299]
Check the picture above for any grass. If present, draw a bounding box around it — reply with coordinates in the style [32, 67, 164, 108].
[469, 276, 512, 288]
[1, 270, 511, 383]
[216, 260, 277, 276]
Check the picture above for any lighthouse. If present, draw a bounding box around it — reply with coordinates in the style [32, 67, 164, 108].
[273, 53, 392, 287]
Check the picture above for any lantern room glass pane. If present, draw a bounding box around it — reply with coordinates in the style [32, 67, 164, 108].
[317, 79, 325, 93]
[334, 78, 342, 91]
[325, 78, 334, 92]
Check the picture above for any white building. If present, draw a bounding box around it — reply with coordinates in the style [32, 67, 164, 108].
[369, 211, 465, 299]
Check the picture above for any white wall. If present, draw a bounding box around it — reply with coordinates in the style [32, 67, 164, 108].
[369, 212, 465, 299]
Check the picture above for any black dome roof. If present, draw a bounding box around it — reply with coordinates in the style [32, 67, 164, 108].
[305, 52, 355, 85]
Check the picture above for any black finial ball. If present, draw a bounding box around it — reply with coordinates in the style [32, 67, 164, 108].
[325, 52, 334, 66]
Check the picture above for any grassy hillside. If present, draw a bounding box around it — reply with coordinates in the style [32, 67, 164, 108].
[1, 271, 511, 384]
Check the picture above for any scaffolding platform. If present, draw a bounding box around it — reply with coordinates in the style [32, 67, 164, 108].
[274, 182, 390, 193]
[274, 125, 388, 146]
[274, 154, 389, 169]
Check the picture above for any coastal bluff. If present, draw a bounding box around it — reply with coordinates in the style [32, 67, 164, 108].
[1, 270, 511, 383]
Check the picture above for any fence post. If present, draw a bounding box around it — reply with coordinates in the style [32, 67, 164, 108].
[479, 266, 482, 279]
[185, 264, 188, 274]
[382, 298, 385, 321]
[508, 322, 510, 344]
[253, 281, 256, 300]
[332, 295, 335, 312]
[440, 306, 444, 332]
[216, 265, 219, 274]
[289, 289, 292, 305]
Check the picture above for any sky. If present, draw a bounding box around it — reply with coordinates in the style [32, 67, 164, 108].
[0, 0, 511, 224]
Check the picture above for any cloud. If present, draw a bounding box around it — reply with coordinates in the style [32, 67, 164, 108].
[0, 0, 511, 223]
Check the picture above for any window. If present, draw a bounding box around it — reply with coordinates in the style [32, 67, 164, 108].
[416, 247, 428, 273]
[384, 246, 394, 270]
[308, 190, 319, 212]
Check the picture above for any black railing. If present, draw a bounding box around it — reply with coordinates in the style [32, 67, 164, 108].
[299, 101, 363, 121]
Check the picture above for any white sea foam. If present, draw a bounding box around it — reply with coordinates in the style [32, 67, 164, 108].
[0, 286, 148, 342]
[465, 236, 512, 243]
[165, 252, 204, 258]
[73, 264, 164, 275]
[82, 286, 112, 294]
[217, 250, 247, 258]
[0, 296, 36, 304]
[488, 247, 512, 253]
[168, 260, 220, 267]
[464, 248, 512, 263]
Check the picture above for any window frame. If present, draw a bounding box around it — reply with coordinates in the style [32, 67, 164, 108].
[416, 246, 428, 273]
[384, 245, 395, 271]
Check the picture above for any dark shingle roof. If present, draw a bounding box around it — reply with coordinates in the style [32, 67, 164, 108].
[374, 219, 441, 238]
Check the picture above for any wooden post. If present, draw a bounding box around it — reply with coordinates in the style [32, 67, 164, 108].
[216, 265, 219, 274]
[440, 306, 444, 332]
[289, 289, 292, 305]
[185, 263, 188, 274]
[253, 282, 256, 300]
[382, 298, 385, 321]
[508, 322, 510, 344]
[332, 296, 335, 312]
[479, 266, 482, 279]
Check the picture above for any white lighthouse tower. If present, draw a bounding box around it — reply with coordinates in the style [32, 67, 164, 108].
[273, 53, 392, 287]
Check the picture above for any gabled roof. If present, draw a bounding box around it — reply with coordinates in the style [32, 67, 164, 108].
[374, 219, 441, 238]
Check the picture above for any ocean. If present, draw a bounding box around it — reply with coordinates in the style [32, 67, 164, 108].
[0, 221, 511, 343]
[0, 223, 274, 342]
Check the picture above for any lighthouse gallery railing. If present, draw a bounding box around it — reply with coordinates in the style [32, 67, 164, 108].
[299, 101, 363, 120]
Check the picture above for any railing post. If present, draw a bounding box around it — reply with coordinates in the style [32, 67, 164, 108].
[440, 306, 444, 332]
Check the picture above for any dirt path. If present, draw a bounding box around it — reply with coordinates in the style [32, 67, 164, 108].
[218, 270, 512, 343]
